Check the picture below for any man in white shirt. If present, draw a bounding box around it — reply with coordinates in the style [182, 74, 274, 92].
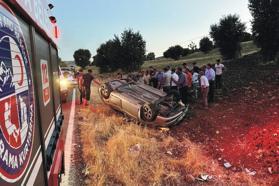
[205, 64, 215, 102]
[171, 68, 179, 90]
[192, 68, 199, 99]
[169, 68, 180, 102]
[163, 66, 172, 93]
[215, 59, 225, 89]
[200, 71, 209, 109]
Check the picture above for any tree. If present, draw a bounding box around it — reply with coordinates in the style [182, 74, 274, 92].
[188, 42, 198, 53]
[146, 52, 155, 61]
[94, 36, 122, 73]
[121, 29, 146, 71]
[73, 49, 91, 68]
[94, 29, 146, 73]
[249, 0, 279, 60]
[163, 45, 184, 60]
[199, 37, 214, 53]
[210, 14, 246, 59]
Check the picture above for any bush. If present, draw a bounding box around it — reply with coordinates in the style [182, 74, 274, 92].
[249, 0, 279, 61]
[199, 37, 213, 53]
[73, 49, 91, 68]
[146, 52, 155, 61]
[163, 45, 184, 60]
[210, 14, 246, 59]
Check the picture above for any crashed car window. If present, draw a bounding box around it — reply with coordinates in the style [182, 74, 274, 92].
[110, 81, 125, 89]
[117, 83, 138, 91]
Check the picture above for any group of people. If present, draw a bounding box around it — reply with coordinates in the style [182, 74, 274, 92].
[76, 69, 95, 105]
[74, 59, 225, 108]
[140, 59, 225, 109]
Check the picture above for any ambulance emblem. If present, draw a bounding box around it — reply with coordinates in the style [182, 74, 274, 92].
[0, 4, 35, 182]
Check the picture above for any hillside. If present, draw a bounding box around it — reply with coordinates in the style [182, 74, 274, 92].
[62, 41, 259, 75]
[142, 41, 260, 69]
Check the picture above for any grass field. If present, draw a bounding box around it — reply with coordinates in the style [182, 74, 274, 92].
[142, 41, 259, 70]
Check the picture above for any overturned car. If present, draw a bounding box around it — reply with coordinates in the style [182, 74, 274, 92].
[99, 79, 188, 127]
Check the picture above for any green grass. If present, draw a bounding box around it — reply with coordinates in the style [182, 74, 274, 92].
[241, 41, 260, 55]
[143, 41, 260, 70]
[85, 41, 260, 76]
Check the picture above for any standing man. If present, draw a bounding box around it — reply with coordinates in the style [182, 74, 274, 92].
[205, 64, 215, 103]
[192, 62, 200, 73]
[83, 69, 94, 106]
[200, 71, 209, 109]
[143, 70, 151, 85]
[156, 70, 165, 90]
[192, 68, 200, 99]
[173, 67, 187, 106]
[170, 68, 180, 102]
[183, 63, 189, 70]
[149, 67, 158, 88]
[185, 68, 192, 88]
[171, 68, 179, 90]
[76, 69, 84, 104]
[215, 59, 225, 89]
[163, 66, 172, 93]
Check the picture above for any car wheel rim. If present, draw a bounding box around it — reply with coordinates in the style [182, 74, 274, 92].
[101, 86, 108, 96]
[143, 106, 152, 120]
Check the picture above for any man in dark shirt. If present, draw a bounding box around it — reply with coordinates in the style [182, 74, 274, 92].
[156, 70, 165, 90]
[83, 69, 94, 105]
[172, 67, 187, 106]
[149, 67, 158, 88]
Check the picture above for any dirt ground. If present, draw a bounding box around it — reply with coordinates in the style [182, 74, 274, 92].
[171, 66, 279, 185]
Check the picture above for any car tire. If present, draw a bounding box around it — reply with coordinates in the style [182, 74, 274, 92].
[100, 83, 112, 99]
[140, 103, 158, 122]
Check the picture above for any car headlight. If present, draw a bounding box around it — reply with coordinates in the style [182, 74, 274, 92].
[60, 79, 69, 88]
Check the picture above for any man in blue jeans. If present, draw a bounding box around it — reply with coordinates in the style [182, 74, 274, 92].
[205, 64, 216, 103]
[172, 67, 187, 106]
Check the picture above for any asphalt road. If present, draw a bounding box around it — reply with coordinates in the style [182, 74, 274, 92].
[60, 87, 86, 186]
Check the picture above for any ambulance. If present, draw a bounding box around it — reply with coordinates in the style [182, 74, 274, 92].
[0, 0, 64, 185]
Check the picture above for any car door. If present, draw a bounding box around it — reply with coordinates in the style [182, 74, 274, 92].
[109, 92, 122, 110]
[121, 96, 139, 118]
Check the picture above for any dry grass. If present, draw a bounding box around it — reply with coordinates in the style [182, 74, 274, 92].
[75, 41, 269, 185]
[78, 104, 263, 186]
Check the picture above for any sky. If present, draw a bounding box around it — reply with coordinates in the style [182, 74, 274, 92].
[52, 0, 252, 61]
